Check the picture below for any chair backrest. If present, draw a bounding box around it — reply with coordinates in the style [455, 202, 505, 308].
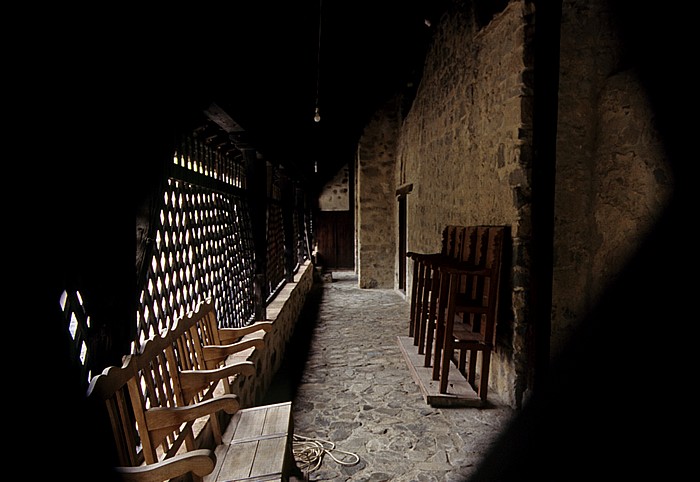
[454, 225, 506, 344]
[127, 330, 195, 464]
[170, 301, 219, 404]
[88, 311, 224, 469]
[87, 354, 143, 469]
[86, 330, 190, 468]
[441, 225, 467, 259]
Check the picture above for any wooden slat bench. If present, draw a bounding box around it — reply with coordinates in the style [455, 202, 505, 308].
[206, 402, 294, 482]
[88, 299, 297, 482]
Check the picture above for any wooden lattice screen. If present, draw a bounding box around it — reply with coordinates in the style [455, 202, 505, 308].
[135, 177, 256, 348]
[266, 200, 286, 300]
[60, 289, 93, 382]
[134, 135, 255, 349]
[62, 131, 311, 383]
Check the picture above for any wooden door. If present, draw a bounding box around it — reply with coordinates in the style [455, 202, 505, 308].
[315, 210, 354, 269]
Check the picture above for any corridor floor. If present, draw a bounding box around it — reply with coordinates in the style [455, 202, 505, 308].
[263, 270, 514, 482]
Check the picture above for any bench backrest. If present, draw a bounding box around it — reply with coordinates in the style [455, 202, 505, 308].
[87, 301, 243, 474]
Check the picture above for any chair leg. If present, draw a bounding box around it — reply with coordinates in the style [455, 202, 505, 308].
[408, 258, 420, 338]
[422, 268, 440, 366]
[416, 265, 431, 353]
[478, 348, 491, 402]
[431, 271, 451, 378]
[458, 347, 467, 375]
[438, 272, 458, 393]
[467, 349, 478, 387]
[439, 341, 453, 394]
[412, 262, 427, 343]
[415, 263, 429, 348]
[422, 312, 434, 366]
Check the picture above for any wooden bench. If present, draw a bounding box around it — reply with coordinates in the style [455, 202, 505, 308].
[206, 402, 295, 482]
[87, 300, 297, 482]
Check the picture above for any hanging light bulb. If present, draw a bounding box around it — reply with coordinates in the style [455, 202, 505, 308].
[314, 0, 322, 124]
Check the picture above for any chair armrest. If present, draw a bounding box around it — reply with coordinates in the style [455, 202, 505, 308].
[114, 449, 216, 482]
[202, 339, 264, 367]
[217, 321, 273, 345]
[406, 251, 444, 261]
[146, 394, 241, 445]
[178, 361, 256, 401]
[436, 258, 491, 275]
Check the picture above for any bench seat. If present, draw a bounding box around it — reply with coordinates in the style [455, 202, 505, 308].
[207, 402, 294, 482]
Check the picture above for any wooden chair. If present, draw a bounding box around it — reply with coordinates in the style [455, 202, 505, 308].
[189, 299, 273, 372]
[87, 300, 298, 482]
[170, 300, 272, 445]
[406, 225, 468, 361]
[432, 226, 506, 402]
[86, 334, 237, 481]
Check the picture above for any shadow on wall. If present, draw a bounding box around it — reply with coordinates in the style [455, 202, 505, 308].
[465, 2, 690, 481]
[261, 281, 324, 404]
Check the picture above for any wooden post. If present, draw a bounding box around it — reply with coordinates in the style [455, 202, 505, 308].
[245, 149, 268, 320]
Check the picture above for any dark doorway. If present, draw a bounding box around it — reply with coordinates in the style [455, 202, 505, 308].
[315, 210, 354, 270]
[396, 184, 412, 292]
[398, 195, 407, 292]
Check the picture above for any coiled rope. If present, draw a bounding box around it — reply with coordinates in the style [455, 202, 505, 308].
[292, 434, 360, 476]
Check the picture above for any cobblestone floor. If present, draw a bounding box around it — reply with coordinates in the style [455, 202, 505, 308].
[264, 270, 514, 482]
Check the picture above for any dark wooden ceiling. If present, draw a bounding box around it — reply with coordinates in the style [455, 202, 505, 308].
[56, 1, 448, 190]
[181, 0, 448, 188]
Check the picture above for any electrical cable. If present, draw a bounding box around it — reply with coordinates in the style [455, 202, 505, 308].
[314, 0, 323, 122]
[292, 433, 360, 477]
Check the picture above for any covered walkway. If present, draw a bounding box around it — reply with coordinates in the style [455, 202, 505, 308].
[264, 270, 514, 481]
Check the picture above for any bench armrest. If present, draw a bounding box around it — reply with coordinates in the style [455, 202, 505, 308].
[146, 394, 241, 445]
[114, 449, 216, 482]
[202, 339, 264, 366]
[179, 361, 256, 402]
[217, 321, 273, 345]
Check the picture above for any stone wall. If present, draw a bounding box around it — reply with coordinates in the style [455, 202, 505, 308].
[552, 0, 673, 353]
[318, 165, 350, 211]
[356, 97, 401, 289]
[228, 259, 314, 407]
[356, 0, 674, 408]
[394, 1, 534, 407]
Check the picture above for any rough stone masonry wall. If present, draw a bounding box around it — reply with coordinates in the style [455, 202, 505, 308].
[356, 0, 675, 408]
[552, 0, 673, 355]
[356, 97, 401, 289]
[396, 1, 534, 407]
[228, 260, 314, 407]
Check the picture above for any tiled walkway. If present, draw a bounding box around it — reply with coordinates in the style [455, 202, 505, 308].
[264, 270, 514, 481]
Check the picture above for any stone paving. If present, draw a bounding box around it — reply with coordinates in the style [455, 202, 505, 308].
[264, 270, 514, 482]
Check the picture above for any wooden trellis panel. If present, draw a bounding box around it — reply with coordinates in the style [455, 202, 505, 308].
[60, 289, 93, 382]
[136, 178, 256, 349]
[266, 201, 285, 300]
[61, 131, 313, 384]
